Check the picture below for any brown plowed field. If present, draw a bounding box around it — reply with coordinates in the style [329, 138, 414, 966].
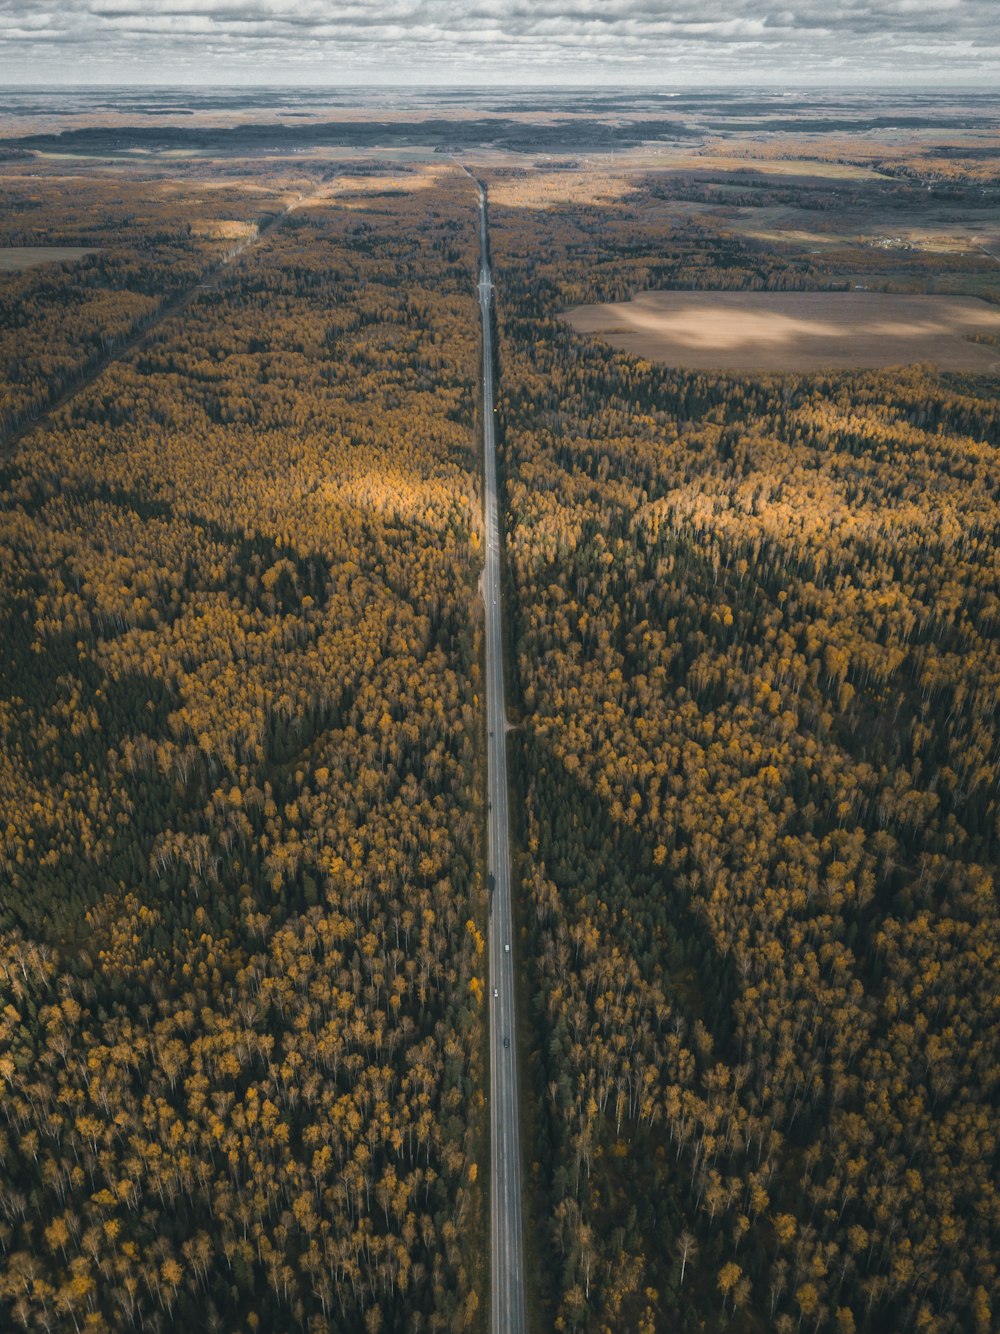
[562, 290, 1000, 373]
[0, 246, 97, 271]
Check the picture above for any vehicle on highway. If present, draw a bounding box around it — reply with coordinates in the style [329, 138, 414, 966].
[504, 943, 510, 953]
[503, 1037, 510, 1049]
[494, 987, 499, 997]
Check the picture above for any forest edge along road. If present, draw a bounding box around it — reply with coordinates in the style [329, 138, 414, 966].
[476, 178, 529, 1334]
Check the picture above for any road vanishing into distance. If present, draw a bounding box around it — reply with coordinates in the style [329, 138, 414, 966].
[477, 183, 529, 1334]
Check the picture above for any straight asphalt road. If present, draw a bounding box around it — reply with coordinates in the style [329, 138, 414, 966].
[477, 183, 528, 1334]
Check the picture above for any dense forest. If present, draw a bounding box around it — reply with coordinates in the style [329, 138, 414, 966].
[488, 175, 999, 1332]
[0, 169, 304, 440]
[0, 168, 489, 1331]
[2, 140, 998, 1334]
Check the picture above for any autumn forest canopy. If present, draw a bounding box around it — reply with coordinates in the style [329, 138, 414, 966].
[0, 91, 998, 1334]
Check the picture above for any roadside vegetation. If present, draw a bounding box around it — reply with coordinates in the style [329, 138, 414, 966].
[489, 171, 999, 1333]
[0, 169, 488, 1332]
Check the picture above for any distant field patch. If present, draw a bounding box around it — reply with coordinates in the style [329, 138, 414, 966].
[0, 245, 97, 272]
[562, 290, 1000, 372]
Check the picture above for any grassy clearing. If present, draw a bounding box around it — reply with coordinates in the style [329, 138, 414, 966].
[0, 245, 97, 271]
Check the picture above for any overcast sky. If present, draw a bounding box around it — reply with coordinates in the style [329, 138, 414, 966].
[2, 0, 999, 88]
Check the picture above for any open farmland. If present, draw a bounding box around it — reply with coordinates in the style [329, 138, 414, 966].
[562, 289, 1000, 371]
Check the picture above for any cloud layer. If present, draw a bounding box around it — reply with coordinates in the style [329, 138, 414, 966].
[2, 0, 998, 85]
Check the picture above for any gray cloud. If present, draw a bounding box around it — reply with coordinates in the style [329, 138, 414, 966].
[1, 0, 998, 83]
